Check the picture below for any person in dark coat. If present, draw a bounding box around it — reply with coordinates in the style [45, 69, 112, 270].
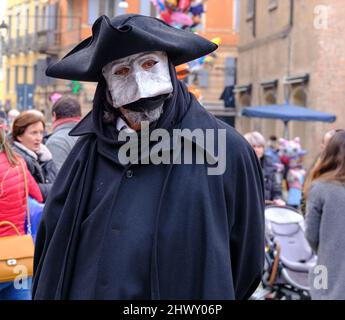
[261, 155, 283, 202]
[32, 14, 265, 300]
[244, 131, 285, 205]
[11, 110, 57, 201]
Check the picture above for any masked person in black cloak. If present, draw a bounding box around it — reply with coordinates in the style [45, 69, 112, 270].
[32, 14, 265, 300]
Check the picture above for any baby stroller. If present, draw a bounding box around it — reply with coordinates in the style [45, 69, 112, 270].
[253, 205, 317, 300]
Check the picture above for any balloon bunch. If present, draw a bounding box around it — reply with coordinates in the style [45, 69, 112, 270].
[151, 0, 207, 29]
[152, 0, 221, 102]
[187, 37, 221, 73]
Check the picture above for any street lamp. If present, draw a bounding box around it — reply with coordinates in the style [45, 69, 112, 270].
[0, 20, 9, 31]
[0, 20, 9, 66]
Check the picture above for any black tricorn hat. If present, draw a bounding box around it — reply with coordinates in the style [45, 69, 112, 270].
[46, 14, 218, 82]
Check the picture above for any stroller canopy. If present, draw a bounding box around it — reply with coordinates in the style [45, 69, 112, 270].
[265, 206, 304, 224]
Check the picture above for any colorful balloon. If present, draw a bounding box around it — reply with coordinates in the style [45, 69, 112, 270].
[204, 56, 213, 63]
[178, 0, 191, 11]
[156, 0, 166, 11]
[190, 3, 204, 16]
[50, 92, 62, 103]
[151, 0, 166, 12]
[160, 10, 172, 24]
[171, 12, 193, 26]
[165, 0, 178, 8]
[211, 37, 222, 46]
[198, 56, 205, 65]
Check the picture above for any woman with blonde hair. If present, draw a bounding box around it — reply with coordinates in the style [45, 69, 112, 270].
[304, 130, 345, 299]
[0, 119, 43, 300]
[12, 111, 57, 201]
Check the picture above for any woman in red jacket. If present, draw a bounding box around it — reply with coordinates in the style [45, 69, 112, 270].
[0, 120, 43, 300]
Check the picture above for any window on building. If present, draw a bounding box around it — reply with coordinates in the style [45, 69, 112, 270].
[33, 64, 37, 86]
[88, 0, 100, 25]
[247, 0, 255, 19]
[234, 85, 252, 107]
[239, 92, 252, 107]
[246, 0, 256, 37]
[268, 0, 278, 11]
[34, 5, 39, 34]
[23, 66, 28, 84]
[48, 4, 58, 31]
[237, 89, 252, 134]
[225, 57, 236, 87]
[25, 8, 29, 31]
[15, 66, 19, 87]
[284, 74, 309, 105]
[8, 16, 12, 39]
[264, 89, 277, 104]
[36, 59, 46, 87]
[104, 0, 115, 17]
[290, 84, 307, 149]
[15, 12, 20, 39]
[233, 0, 240, 32]
[291, 85, 307, 106]
[67, 0, 74, 31]
[261, 80, 278, 104]
[25, 7, 29, 43]
[6, 68, 10, 92]
[41, 6, 47, 31]
[258, 81, 278, 144]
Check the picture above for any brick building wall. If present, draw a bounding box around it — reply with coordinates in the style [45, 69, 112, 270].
[236, 0, 345, 167]
[199, 0, 238, 106]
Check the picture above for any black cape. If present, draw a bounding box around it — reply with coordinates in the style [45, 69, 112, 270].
[32, 72, 265, 300]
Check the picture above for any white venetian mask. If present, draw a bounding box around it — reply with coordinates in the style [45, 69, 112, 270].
[102, 51, 173, 109]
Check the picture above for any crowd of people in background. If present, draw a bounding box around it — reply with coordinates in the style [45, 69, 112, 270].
[243, 129, 343, 210]
[245, 128, 345, 299]
[1, 93, 345, 300]
[0, 96, 81, 300]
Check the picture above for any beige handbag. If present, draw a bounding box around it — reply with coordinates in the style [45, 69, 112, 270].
[0, 160, 34, 283]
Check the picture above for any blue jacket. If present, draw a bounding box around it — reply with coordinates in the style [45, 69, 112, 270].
[32, 77, 265, 300]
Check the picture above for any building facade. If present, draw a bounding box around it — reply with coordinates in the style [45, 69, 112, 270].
[236, 0, 345, 166]
[53, 0, 146, 116]
[3, 0, 43, 112]
[2, 0, 90, 118]
[1, 0, 239, 123]
[198, 0, 239, 106]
